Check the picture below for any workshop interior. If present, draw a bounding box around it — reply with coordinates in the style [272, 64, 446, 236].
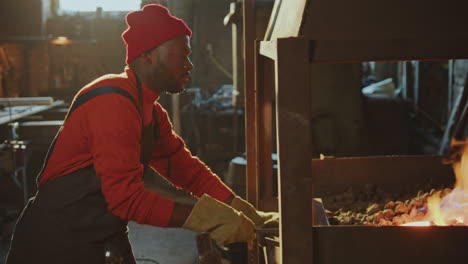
[1, 0, 468, 263]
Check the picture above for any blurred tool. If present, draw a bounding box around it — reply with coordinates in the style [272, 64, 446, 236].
[196, 231, 223, 264]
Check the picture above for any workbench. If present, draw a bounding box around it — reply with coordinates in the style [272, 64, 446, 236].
[0, 98, 64, 125]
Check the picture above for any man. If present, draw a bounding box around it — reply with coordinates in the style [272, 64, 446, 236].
[6, 4, 277, 264]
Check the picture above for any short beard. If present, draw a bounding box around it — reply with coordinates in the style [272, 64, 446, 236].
[153, 62, 184, 94]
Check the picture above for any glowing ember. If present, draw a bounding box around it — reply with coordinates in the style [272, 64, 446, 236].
[328, 146, 468, 226]
[401, 221, 431, 226]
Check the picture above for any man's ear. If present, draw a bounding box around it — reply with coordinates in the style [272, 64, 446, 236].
[141, 51, 153, 65]
[145, 49, 159, 66]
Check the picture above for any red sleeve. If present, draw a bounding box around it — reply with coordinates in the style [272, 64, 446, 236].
[149, 104, 234, 202]
[86, 94, 175, 227]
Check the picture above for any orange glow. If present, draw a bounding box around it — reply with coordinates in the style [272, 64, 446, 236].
[424, 139, 468, 226]
[50, 36, 72, 45]
[401, 221, 431, 226]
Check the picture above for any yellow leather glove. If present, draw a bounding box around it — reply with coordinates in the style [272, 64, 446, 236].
[182, 194, 255, 246]
[230, 196, 279, 228]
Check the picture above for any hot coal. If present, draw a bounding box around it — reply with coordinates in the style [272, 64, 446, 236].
[326, 187, 453, 226]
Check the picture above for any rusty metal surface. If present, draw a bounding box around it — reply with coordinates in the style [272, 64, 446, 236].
[311, 155, 454, 197]
[260, 225, 468, 264]
[314, 226, 468, 264]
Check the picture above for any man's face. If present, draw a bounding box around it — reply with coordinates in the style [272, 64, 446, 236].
[149, 35, 193, 94]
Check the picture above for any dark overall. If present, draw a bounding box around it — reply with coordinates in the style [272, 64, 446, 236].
[6, 84, 158, 264]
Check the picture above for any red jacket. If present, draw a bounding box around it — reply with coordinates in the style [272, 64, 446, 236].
[40, 67, 233, 227]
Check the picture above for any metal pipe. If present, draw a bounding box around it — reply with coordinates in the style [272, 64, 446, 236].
[412, 61, 420, 111]
[448, 59, 454, 119]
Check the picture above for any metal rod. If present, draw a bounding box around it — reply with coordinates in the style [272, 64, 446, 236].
[448, 59, 454, 120]
[22, 148, 29, 204]
[400, 61, 407, 100]
[413, 61, 420, 111]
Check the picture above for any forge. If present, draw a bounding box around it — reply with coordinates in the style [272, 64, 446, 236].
[311, 155, 468, 263]
[246, 0, 468, 263]
[259, 155, 468, 264]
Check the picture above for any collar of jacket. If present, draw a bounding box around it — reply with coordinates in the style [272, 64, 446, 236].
[125, 66, 160, 125]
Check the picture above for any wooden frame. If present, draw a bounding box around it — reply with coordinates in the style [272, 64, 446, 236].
[274, 38, 313, 262]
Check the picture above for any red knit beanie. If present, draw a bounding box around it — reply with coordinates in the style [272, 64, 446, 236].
[122, 4, 192, 64]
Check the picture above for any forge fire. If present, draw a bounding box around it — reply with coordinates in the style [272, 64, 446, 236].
[327, 146, 468, 226]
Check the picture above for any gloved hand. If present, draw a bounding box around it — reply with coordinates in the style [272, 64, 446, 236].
[182, 194, 255, 246]
[230, 196, 279, 228]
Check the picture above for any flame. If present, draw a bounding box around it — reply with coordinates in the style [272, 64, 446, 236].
[399, 140, 468, 227]
[424, 140, 468, 226]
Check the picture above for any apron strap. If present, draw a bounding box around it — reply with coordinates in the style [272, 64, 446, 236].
[36, 86, 142, 185]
